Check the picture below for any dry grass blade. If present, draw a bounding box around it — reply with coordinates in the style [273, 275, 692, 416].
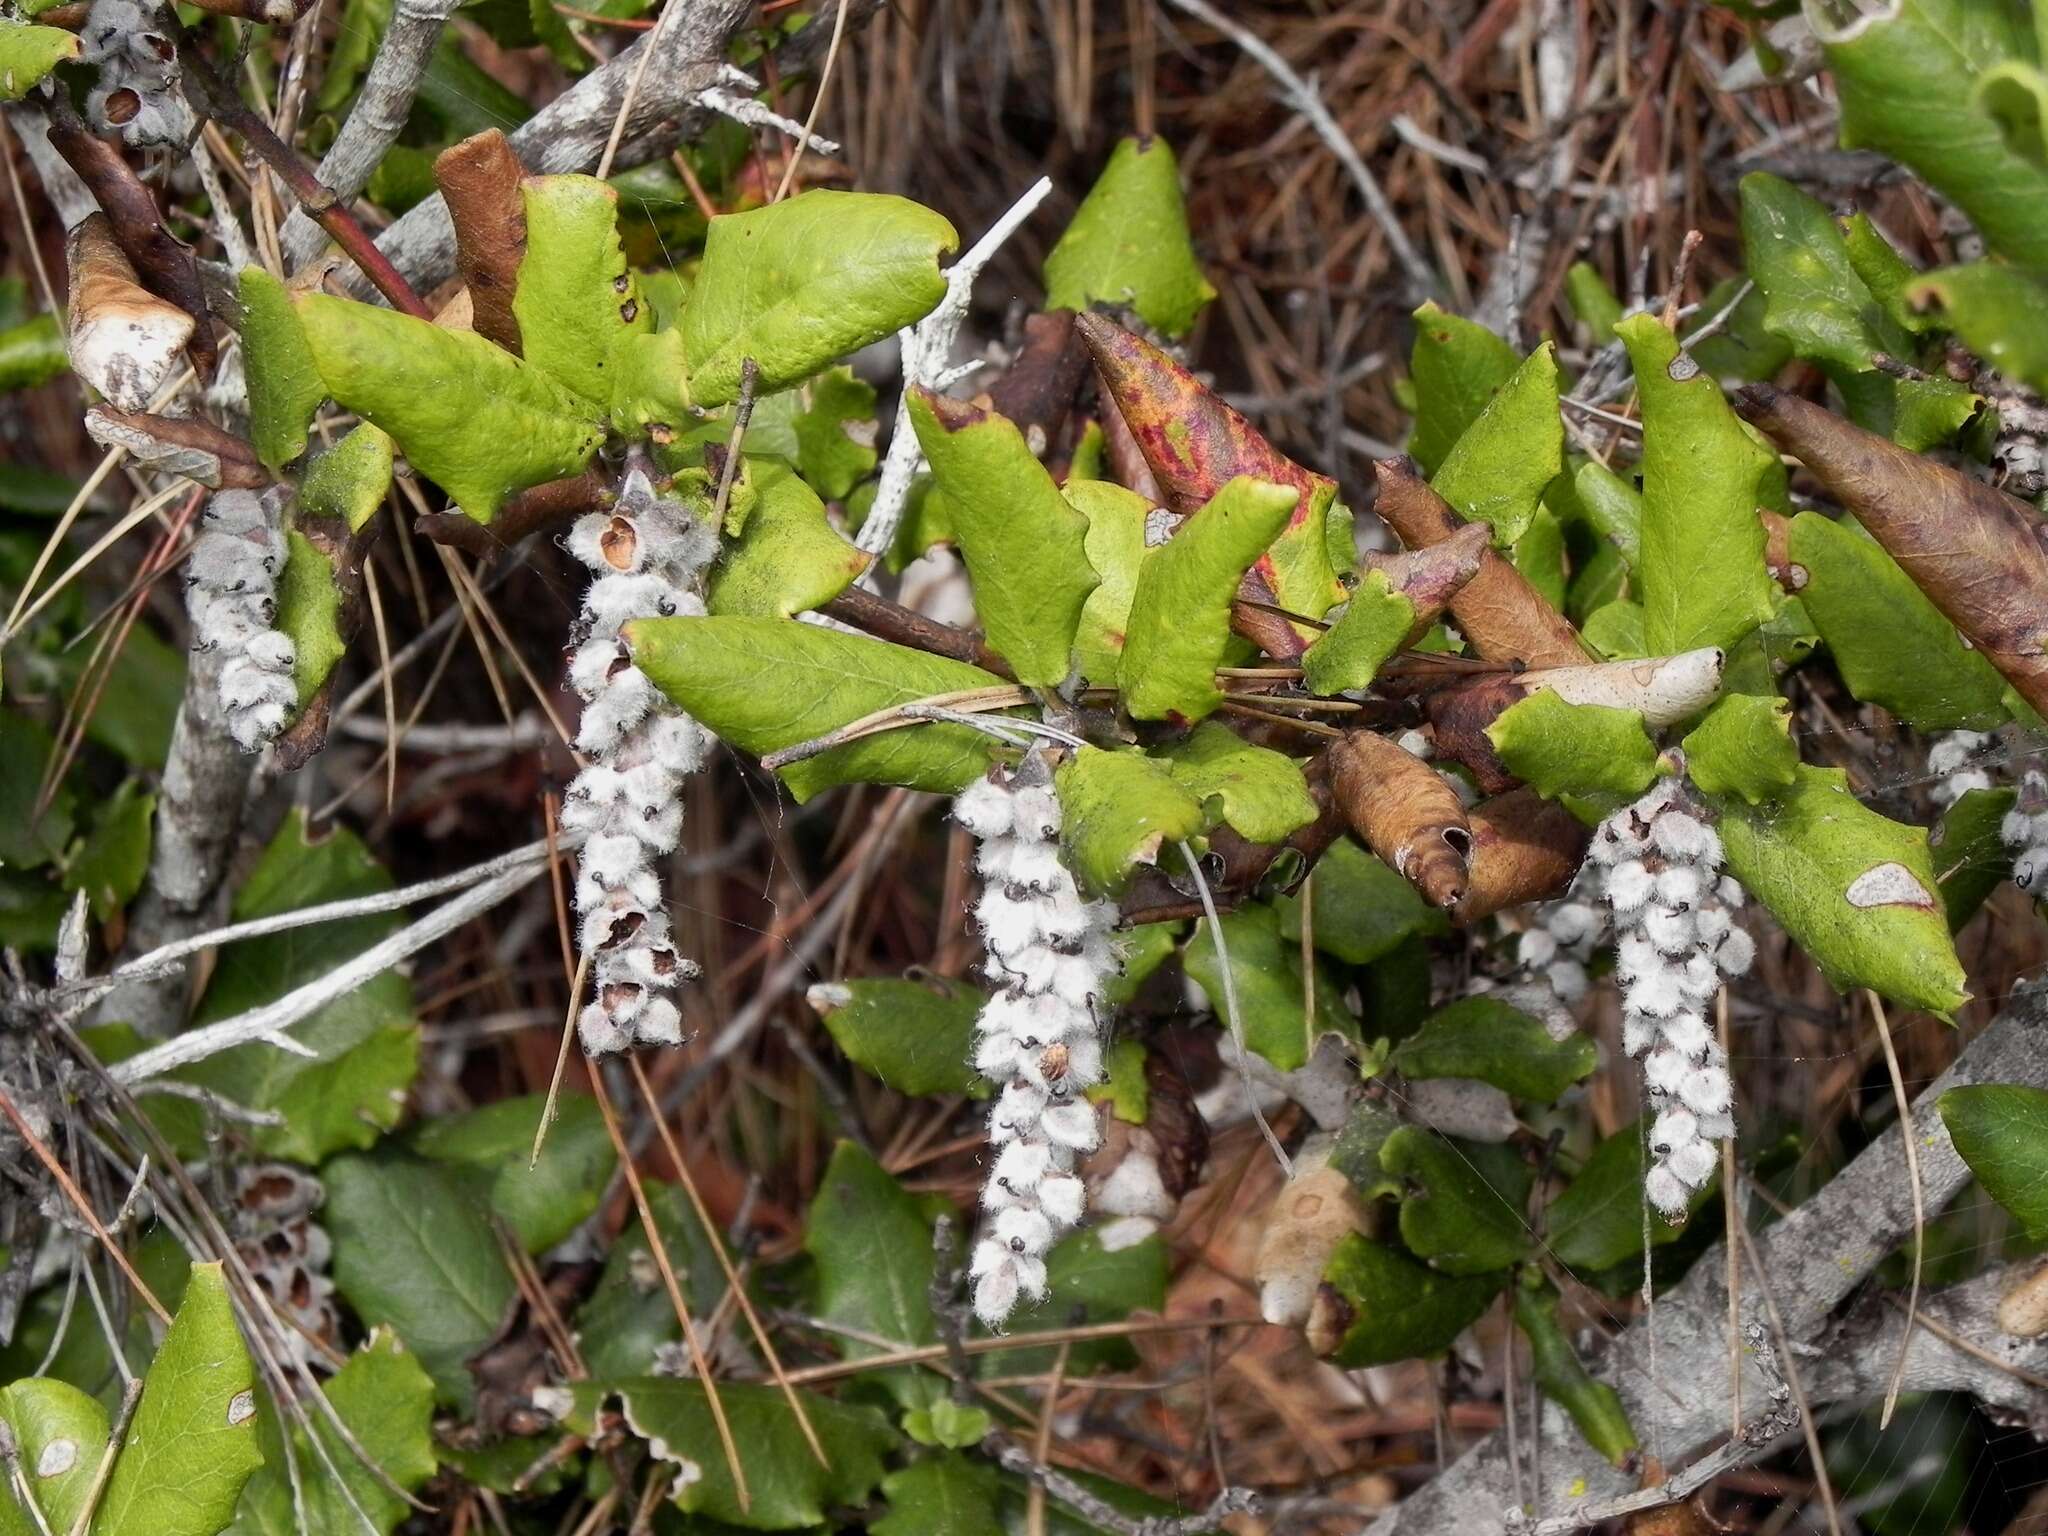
[1866, 989, 1923, 1430]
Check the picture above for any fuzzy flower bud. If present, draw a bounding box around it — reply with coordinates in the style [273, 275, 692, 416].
[187, 488, 296, 752]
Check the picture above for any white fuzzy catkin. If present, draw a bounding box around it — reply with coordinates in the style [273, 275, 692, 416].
[186, 488, 296, 752]
[2003, 768, 2048, 900]
[1928, 730, 1996, 809]
[1513, 865, 1606, 1004]
[957, 758, 1120, 1330]
[560, 470, 716, 1055]
[1587, 777, 1753, 1220]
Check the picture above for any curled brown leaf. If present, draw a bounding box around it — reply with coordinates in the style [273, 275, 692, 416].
[1329, 728, 1471, 908]
[64, 214, 195, 412]
[1452, 788, 1589, 924]
[436, 130, 530, 356]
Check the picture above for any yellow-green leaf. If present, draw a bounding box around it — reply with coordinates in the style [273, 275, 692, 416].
[1157, 721, 1317, 844]
[1430, 342, 1562, 546]
[0, 21, 77, 102]
[239, 268, 326, 475]
[1681, 693, 1798, 805]
[1300, 569, 1416, 694]
[299, 423, 393, 534]
[1065, 478, 1153, 685]
[1043, 134, 1215, 337]
[1053, 746, 1205, 897]
[704, 459, 869, 618]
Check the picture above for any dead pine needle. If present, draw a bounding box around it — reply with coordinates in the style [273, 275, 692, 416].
[1866, 989, 1923, 1430]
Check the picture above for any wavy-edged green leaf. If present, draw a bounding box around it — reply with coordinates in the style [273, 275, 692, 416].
[1546, 1118, 1709, 1272]
[514, 173, 650, 407]
[0, 21, 78, 101]
[1043, 134, 1215, 337]
[876, 1455, 1003, 1536]
[704, 459, 869, 618]
[1572, 460, 1642, 570]
[1184, 902, 1354, 1072]
[793, 368, 880, 499]
[325, 1151, 515, 1408]
[1909, 262, 2048, 396]
[1741, 171, 1910, 371]
[1301, 569, 1416, 694]
[239, 268, 326, 475]
[177, 810, 417, 1163]
[1487, 689, 1658, 804]
[592, 1378, 898, 1529]
[275, 529, 346, 708]
[909, 389, 1098, 685]
[1381, 1128, 1532, 1275]
[1617, 312, 1777, 656]
[1390, 996, 1596, 1103]
[1120, 476, 1298, 722]
[1581, 598, 1646, 660]
[1788, 510, 2010, 730]
[1316, 1235, 1504, 1367]
[1407, 303, 1520, 477]
[1818, 0, 2048, 269]
[299, 424, 393, 533]
[1977, 57, 2048, 165]
[0, 1379, 107, 1535]
[1682, 693, 1798, 805]
[1938, 1084, 2048, 1241]
[1933, 784, 2017, 932]
[806, 1142, 943, 1417]
[1275, 835, 1446, 968]
[574, 1181, 726, 1382]
[97, 1264, 262, 1536]
[630, 615, 1007, 801]
[1430, 342, 1562, 546]
[682, 190, 957, 403]
[807, 977, 987, 1098]
[1715, 763, 1967, 1015]
[1157, 722, 1316, 843]
[1053, 746, 1205, 897]
[1564, 261, 1624, 341]
[224, 1330, 436, 1536]
[413, 1092, 616, 1254]
[296, 292, 601, 521]
[1514, 1285, 1636, 1463]
[1065, 478, 1153, 685]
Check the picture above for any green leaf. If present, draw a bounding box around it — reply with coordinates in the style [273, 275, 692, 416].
[299, 424, 394, 534]
[514, 174, 654, 409]
[1119, 476, 1299, 722]
[1564, 262, 1624, 341]
[1819, 0, 2048, 269]
[682, 190, 957, 404]
[875, 1455, 1003, 1536]
[1976, 58, 2048, 166]
[1514, 1285, 1636, 1463]
[1274, 836, 1446, 968]
[275, 529, 346, 708]
[1715, 763, 1967, 1015]
[1300, 569, 1417, 694]
[1932, 785, 2017, 932]
[1842, 213, 1933, 336]
[1680, 693, 1798, 805]
[982, 1231, 1169, 1378]
[806, 1142, 943, 1416]
[1572, 460, 1642, 570]
[180, 810, 417, 1163]
[67, 780, 152, 922]
[1938, 1084, 2048, 1241]
[1043, 134, 1215, 338]
[1788, 511, 2010, 730]
[1685, 276, 1793, 383]
[1053, 747, 1205, 898]
[1316, 1235, 1504, 1367]
[98, 1264, 262, 1536]
[792, 368, 880, 499]
[705, 459, 869, 618]
[1546, 1119, 1706, 1272]
[1390, 996, 1597, 1103]
[224, 1331, 437, 1536]
[1328, 1100, 1404, 1203]
[575, 1180, 727, 1381]
[1617, 313, 1777, 656]
[1381, 1128, 1532, 1275]
[0, 311, 66, 393]
[1407, 304, 1520, 477]
[0, 1379, 107, 1535]
[1909, 262, 2048, 396]
[1581, 598, 1646, 660]
[238, 268, 325, 475]
[1064, 479, 1154, 686]
[908, 390, 1099, 685]
[901, 1398, 992, 1453]
[1430, 343, 1562, 546]
[324, 1151, 516, 1408]
[630, 615, 1007, 801]
[0, 21, 78, 101]
[1157, 722, 1317, 843]
[0, 711, 73, 871]
[1183, 902, 1354, 1072]
[1088, 1037, 1149, 1123]
[297, 292, 602, 521]
[414, 1092, 616, 1253]
[1740, 171, 1910, 371]
[1513, 505, 1567, 610]
[596, 1378, 897, 1529]
[1487, 690, 1659, 803]
[806, 977, 988, 1098]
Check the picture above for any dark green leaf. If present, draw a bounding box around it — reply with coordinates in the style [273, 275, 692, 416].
[981, 1231, 1168, 1378]
[805, 1141, 943, 1415]
[1932, 785, 2017, 932]
[1391, 996, 1597, 1103]
[875, 1455, 1003, 1536]
[1546, 1120, 1707, 1272]
[414, 1093, 616, 1253]
[575, 1180, 728, 1381]
[1327, 1100, 1403, 1203]
[1381, 1128, 1532, 1274]
[1183, 903, 1355, 1072]
[0, 711, 73, 871]
[1514, 1285, 1636, 1463]
[806, 977, 987, 1098]
[1274, 836, 1446, 968]
[1316, 1234, 1504, 1366]
[1938, 1084, 2048, 1241]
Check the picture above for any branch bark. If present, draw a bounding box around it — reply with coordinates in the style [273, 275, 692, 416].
[1363, 983, 2048, 1535]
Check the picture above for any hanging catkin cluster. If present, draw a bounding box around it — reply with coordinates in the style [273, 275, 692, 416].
[1513, 867, 1606, 1004]
[187, 487, 296, 752]
[79, 0, 196, 148]
[560, 469, 716, 1055]
[953, 758, 1120, 1330]
[2004, 768, 2048, 899]
[1928, 730, 1997, 808]
[1587, 775, 1754, 1220]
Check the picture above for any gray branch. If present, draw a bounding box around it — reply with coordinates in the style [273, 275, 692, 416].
[280, 0, 462, 271]
[1364, 984, 2048, 1536]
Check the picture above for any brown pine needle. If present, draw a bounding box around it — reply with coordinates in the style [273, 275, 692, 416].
[0, 1090, 170, 1326]
[772, 0, 850, 203]
[588, 1066, 750, 1512]
[1867, 990, 1923, 1430]
[531, 950, 591, 1169]
[626, 1054, 829, 1466]
[363, 559, 399, 814]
